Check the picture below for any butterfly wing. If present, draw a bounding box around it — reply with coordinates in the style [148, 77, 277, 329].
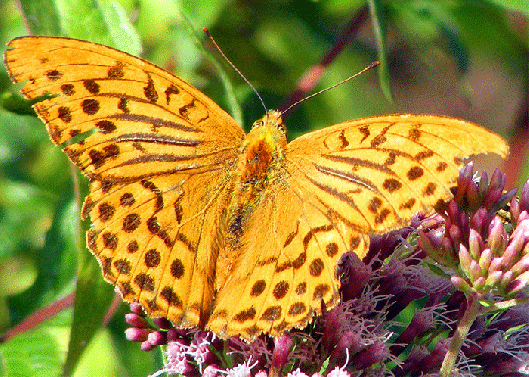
[207, 176, 369, 339]
[208, 114, 508, 339]
[287, 114, 509, 233]
[4, 36, 245, 327]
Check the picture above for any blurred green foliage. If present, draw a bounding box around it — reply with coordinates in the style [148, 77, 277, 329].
[0, 0, 527, 376]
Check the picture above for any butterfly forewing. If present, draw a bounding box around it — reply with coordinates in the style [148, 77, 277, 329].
[287, 115, 509, 233]
[5, 37, 245, 180]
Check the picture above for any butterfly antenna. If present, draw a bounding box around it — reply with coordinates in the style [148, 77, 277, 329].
[203, 28, 268, 113]
[280, 61, 380, 117]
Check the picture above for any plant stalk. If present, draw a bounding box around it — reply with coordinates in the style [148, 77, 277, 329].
[439, 294, 482, 377]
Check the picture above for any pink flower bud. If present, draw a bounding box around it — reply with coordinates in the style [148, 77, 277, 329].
[488, 216, 507, 256]
[447, 201, 460, 225]
[473, 332, 504, 354]
[510, 197, 521, 224]
[489, 257, 503, 272]
[466, 179, 480, 208]
[510, 253, 529, 276]
[478, 248, 492, 275]
[322, 306, 346, 352]
[489, 168, 505, 192]
[125, 327, 149, 342]
[454, 163, 473, 203]
[519, 211, 529, 223]
[449, 224, 462, 250]
[500, 270, 514, 285]
[153, 317, 172, 329]
[470, 260, 483, 282]
[515, 270, 529, 282]
[451, 276, 473, 294]
[523, 242, 529, 256]
[203, 365, 221, 377]
[271, 335, 293, 373]
[484, 270, 503, 287]
[470, 208, 488, 236]
[420, 338, 448, 372]
[473, 276, 486, 291]
[141, 340, 155, 352]
[354, 341, 389, 369]
[502, 225, 528, 269]
[469, 229, 484, 259]
[125, 313, 149, 328]
[328, 330, 362, 368]
[166, 328, 178, 341]
[483, 188, 502, 208]
[129, 302, 145, 315]
[397, 309, 435, 343]
[459, 244, 473, 277]
[441, 237, 453, 254]
[505, 278, 528, 295]
[477, 170, 489, 196]
[148, 330, 167, 346]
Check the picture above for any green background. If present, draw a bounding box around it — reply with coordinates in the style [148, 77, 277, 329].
[0, 0, 527, 376]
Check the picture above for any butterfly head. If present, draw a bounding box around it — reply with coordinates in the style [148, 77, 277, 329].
[245, 110, 288, 155]
[251, 110, 286, 136]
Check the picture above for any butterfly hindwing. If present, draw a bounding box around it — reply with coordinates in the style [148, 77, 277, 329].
[208, 174, 369, 339]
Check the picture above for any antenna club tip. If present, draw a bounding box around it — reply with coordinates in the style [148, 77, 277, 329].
[203, 27, 210, 37]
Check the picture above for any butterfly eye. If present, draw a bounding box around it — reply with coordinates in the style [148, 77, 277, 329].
[252, 120, 264, 129]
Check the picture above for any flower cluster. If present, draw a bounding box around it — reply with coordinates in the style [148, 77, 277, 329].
[417, 164, 529, 375]
[125, 164, 529, 376]
[419, 164, 529, 300]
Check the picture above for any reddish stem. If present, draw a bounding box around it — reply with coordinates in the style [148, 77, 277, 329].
[1, 293, 75, 342]
[280, 6, 370, 116]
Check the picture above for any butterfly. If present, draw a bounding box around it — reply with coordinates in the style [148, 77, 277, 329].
[4, 36, 509, 340]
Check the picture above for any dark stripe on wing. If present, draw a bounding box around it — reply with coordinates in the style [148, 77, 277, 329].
[110, 133, 200, 146]
[109, 113, 202, 133]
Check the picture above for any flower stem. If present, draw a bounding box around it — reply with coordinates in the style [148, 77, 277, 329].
[489, 297, 529, 310]
[439, 294, 482, 377]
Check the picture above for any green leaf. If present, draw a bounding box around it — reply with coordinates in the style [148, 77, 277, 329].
[73, 329, 136, 376]
[17, 0, 61, 36]
[54, 0, 141, 55]
[54, 0, 112, 43]
[487, 0, 529, 16]
[5, 181, 77, 323]
[390, 2, 470, 72]
[98, 1, 142, 56]
[368, 0, 392, 102]
[0, 327, 63, 377]
[62, 171, 116, 377]
[178, 11, 243, 126]
[1, 92, 38, 116]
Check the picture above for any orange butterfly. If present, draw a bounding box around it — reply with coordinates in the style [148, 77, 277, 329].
[4, 36, 509, 340]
